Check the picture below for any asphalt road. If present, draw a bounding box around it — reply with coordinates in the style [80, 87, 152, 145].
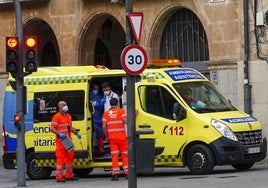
[1, 164, 268, 188]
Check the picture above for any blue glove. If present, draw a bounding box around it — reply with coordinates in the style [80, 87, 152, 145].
[100, 97, 106, 105]
[76, 133, 81, 140]
[58, 133, 66, 139]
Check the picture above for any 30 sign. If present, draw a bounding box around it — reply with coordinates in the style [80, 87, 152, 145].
[120, 44, 148, 75]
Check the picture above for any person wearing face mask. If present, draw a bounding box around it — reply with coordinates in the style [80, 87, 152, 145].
[50, 101, 81, 183]
[101, 82, 120, 112]
[179, 85, 195, 105]
[90, 83, 106, 156]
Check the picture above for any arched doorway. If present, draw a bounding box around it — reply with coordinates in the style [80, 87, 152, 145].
[77, 14, 125, 68]
[94, 39, 112, 68]
[150, 8, 209, 77]
[24, 18, 60, 66]
[160, 8, 209, 62]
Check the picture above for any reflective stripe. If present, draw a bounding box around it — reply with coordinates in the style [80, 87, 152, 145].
[65, 164, 72, 168]
[107, 120, 124, 125]
[51, 121, 58, 125]
[121, 151, 128, 155]
[111, 150, 119, 154]
[56, 165, 64, 169]
[112, 167, 120, 174]
[58, 123, 70, 127]
[107, 128, 125, 132]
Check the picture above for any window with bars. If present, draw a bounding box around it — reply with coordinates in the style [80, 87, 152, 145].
[160, 8, 209, 62]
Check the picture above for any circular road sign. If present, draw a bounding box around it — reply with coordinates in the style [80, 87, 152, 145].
[120, 44, 148, 75]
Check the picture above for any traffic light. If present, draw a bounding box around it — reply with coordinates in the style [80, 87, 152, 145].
[6, 37, 19, 78]
[24, 36, 38, 73]
[14, 114, 22, 129]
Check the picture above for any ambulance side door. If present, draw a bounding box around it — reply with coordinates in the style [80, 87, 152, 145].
[136, 84, 187, 161]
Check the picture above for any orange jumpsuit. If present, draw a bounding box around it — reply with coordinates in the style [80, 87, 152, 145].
[51, 112, 74, 180]
[102, 108, 128, 176]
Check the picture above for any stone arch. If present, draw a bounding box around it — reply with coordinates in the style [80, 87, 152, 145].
[147, 5, 210, 61]
[23, 18, 60, 66]
[76, 13, 125, 68]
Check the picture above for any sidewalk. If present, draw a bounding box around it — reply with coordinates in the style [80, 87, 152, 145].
[0, 166, 129, 188]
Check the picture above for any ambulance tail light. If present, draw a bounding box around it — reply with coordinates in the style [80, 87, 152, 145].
[2, 127, 7, 152]
[211, 119, 238, 142]
[147, 59, 181, 68]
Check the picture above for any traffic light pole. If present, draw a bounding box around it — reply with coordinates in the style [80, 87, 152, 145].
[125, 0, 137, 188]
[13, 0, 26, 186]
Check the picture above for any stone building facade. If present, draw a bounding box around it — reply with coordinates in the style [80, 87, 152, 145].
[0, 0, 268, 162]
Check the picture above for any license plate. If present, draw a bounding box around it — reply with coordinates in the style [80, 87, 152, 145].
[247, 147, 260, 154]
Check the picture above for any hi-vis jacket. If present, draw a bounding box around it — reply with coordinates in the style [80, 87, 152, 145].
[102, 107, 126, 140]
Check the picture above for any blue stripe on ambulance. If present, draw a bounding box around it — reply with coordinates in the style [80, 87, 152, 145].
[221, 116, 258, 123]
[3, 91, 34, 151]
[164, 69, 205, 81]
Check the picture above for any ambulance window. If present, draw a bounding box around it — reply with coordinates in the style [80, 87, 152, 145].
[33, 90, 85, 122]
[138, 85, 176, 120]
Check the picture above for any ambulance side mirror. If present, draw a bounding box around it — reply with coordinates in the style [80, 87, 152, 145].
[172, 102, 186, 122]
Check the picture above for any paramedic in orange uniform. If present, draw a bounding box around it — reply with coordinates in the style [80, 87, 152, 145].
[102, 98, 128, 181]
[50, 101, 81, 182]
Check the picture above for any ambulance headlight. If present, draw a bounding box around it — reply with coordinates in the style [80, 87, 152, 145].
[211, 119, 238, 141]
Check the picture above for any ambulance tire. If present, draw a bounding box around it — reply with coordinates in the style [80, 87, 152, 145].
[232, 162, 254, 171]
[186, 144, 215, 175]
[26, 152, 52, 180]
[73, 168, 94, 177]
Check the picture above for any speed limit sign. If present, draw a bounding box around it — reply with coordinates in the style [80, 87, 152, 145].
[120, 44, 148, 75]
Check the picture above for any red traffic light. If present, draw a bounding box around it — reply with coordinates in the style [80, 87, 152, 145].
[24, 36, 38, 73]
[25, 36, 37, 48]
[6, 37, 18, 49]
[6, 37, 19, 78]
[14, 114, 21, 122]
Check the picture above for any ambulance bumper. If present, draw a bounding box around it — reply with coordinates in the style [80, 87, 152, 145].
[2, 153, 17, 169]
[209, 136, 267, 165]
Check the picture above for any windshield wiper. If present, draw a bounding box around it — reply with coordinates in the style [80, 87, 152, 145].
[194, 108, 218, 113]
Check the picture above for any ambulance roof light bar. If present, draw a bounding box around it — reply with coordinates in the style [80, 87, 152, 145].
[147, 59, 181, 68]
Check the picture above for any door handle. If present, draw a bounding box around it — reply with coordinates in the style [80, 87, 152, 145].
[138, 124, 151, 128]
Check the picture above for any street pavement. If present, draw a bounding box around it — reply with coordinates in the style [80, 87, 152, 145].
[1, 164, 268, 188]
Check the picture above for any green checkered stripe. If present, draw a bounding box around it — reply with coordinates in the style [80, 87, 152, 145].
[25, 76, 88, 85]
[141, 72, 165, 80]
[73, 158, 91, 166]
[36, 158, 91, 167]
[154, 155, 178, 163]
[36, 159, 56, 167]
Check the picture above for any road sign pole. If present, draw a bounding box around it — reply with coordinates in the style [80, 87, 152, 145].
[13, 0, 26, 186]
[125, 0, 137, 188]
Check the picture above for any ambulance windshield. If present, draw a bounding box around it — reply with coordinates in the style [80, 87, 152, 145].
[173, 82, 236, 113]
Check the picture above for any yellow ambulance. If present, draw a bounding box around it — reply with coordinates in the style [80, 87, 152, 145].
[2, 60, 267, 179]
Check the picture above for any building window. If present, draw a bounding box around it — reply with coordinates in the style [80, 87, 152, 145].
[160, 8, 209, 62]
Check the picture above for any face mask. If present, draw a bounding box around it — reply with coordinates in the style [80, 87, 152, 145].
[92, 90, 98, 95]
[62, 105, 68, 112]
[104, 90, 111, 96]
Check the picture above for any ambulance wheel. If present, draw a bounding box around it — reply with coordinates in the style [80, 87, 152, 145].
[232, 162, 254, 171]
[186, 144, 215, 175]
[73, 168, 94, 177]
[26, 152, 52, 180]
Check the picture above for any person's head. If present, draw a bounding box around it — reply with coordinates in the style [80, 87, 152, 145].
[180, 85, 192, 98]
[58, 101, 68, 113]
[102, 82, 111, 96]
[91, 83, 100, 95]
[109, 98, 118, 107]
